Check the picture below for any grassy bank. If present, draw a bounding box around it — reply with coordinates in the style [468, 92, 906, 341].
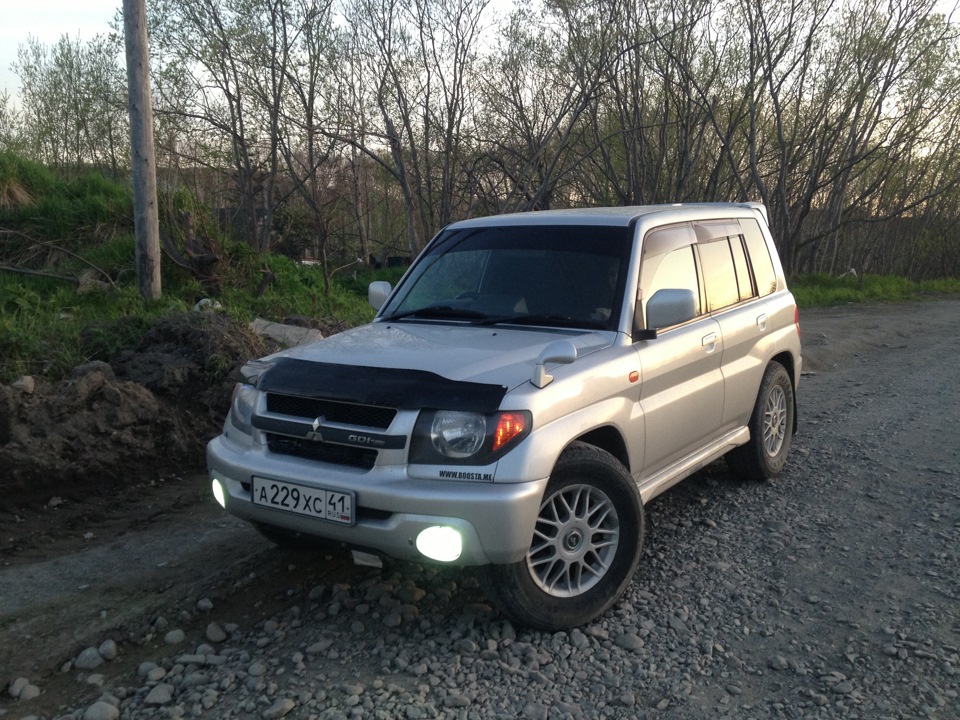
[789, 273, 960, 307]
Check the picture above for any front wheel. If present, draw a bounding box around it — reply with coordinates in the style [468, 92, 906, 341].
[480, 443, 644, 631]
[727, 360, 795, 480]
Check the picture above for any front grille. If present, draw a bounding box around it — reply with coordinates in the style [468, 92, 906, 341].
[266, 434, 378, 470]
[266, 394, 396, 429]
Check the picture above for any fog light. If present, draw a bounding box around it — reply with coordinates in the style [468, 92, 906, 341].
[416, 526, 462, 562]
[212, 478, 226, 509]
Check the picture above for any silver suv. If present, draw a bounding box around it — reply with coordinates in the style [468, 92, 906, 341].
[207, 203, 801, 630]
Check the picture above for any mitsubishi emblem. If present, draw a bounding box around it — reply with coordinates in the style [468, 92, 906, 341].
[306, 415, 324, 442]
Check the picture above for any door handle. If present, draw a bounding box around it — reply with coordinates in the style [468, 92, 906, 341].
[702, 333, 717, 353]
[757, 313, 768, 331]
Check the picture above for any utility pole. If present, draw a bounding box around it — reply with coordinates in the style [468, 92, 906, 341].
[123, 0, 162, 300]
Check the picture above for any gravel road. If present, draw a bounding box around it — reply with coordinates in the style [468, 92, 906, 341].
[1, 300, 958, 720]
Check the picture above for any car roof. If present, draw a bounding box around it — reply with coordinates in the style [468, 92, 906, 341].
[446, 203, 765, 229]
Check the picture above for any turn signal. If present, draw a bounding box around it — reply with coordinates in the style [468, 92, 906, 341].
[492, 412, 528, 453]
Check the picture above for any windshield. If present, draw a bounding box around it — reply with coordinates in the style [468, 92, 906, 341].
[379, 224, 632, 331]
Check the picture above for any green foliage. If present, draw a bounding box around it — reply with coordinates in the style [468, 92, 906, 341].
[791, 274, 960, 308]
[216, 253, 380, 330]
[0, 152, 132, 243]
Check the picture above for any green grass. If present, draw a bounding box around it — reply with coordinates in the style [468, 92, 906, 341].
[790, 273, 960, 307]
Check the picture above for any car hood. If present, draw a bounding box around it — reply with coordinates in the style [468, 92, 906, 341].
[263, 321, 614, 391]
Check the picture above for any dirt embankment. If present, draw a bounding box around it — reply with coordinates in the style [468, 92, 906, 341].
[0, 311, 265, 500]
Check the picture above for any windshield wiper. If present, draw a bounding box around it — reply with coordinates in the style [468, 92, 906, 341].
[477, 314, 606, 330]
[381, 305, 489, 322]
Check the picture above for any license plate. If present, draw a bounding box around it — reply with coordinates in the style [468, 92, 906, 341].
[251, 477, 354, 526]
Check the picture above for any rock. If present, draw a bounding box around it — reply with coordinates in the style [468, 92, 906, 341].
[18, 683, 40, 700]
[249, 318, 321, 348]
[11, 376, 35, 394]
[98, 639, 118, 661]
[206, 622, 228, 643]
[769, 654, 789, 670]
[615, 633, 645, 652]
[144, 683, 174, 705]
[445, 692, 471, 708]
[8, 677, 29, 698]
[262, 698, 296, 719]
[196, 598, 214, 612]
[164, 629, 186, 645]
[75, 647, 105, 670]
[193, 299, 223, 312]
[83, 701, 120, 720]
[522, 702, 549, 720]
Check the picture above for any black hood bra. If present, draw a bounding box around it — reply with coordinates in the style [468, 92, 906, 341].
[258, 357, 508, 414]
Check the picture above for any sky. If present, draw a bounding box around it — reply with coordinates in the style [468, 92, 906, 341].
[0, 1, 121, 99]
[4, 0, 960, 103]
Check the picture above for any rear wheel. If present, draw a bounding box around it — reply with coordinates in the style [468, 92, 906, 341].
[480, 442, 643, 631]
[727, 361, 795, 480]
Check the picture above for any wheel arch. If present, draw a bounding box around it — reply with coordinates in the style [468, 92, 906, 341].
[769, 350, 799, 434]
[564, 426, 631, 474]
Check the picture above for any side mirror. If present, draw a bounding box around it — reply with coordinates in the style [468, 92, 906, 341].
[368, 281, 392, 310]
[531, 340, 578, 388]
[641, 288, 697, 338]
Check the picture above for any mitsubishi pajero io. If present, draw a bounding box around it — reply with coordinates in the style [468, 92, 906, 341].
[208, 203, 802, 630]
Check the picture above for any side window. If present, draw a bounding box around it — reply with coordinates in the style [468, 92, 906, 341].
[730, 236, 756, 301]
[639, 244, 701, 326]
[740, 218, 778, 297]
[698, 239, 740, 312]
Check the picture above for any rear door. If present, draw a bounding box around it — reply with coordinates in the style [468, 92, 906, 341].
[635, 225, 724, 474]
[694, 221, 773, 429]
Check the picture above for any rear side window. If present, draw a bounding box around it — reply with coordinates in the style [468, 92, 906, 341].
[740, 218, 777, 297]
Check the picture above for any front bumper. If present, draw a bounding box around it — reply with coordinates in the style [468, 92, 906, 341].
[207, 435, 549, 565]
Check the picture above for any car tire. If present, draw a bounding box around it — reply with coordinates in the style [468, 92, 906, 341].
[727, 360, 795, 480]
[480, 442, 644, 631]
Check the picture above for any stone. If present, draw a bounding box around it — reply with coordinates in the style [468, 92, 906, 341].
[8, 677, 29, 698]
[11, 376, 35, 394]
[144, 684, 174, 705]
[75, 647, 105, 670]
[83, 701, 120, 720]
[615, 633, 644, 652]
[769, 654, 789, 670]
[98, 639, 118, 661]
[262, 698, 296, 719]
[206, 622, 228, 643]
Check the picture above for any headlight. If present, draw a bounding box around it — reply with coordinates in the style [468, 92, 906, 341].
[229, 383, 258, 435]
[410, 410, 532, 466]
[430, 411, 486, 458]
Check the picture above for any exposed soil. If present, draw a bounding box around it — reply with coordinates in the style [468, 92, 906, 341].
[0, 311, 265, 500]
[0, 299, 958, 718]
